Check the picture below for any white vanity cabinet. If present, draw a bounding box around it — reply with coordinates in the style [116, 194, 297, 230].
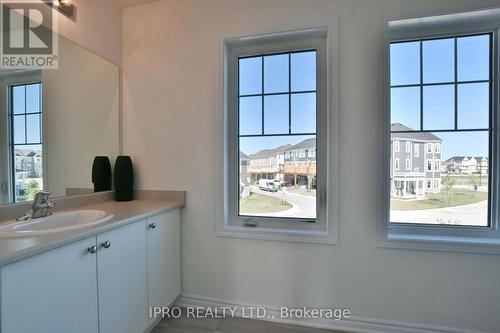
[0, 208, 181, 333]
[0, 237, 99, 333]
[97, 220, 149, 333]
[146, 209, 181, 324]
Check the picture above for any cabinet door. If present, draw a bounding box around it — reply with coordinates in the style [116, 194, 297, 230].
[1, 237, 99, 333]
[147, 209, 181, 324]
[97, 220, 148, 333]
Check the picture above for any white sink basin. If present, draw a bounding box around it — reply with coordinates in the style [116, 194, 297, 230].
[0, 210, 113, 237]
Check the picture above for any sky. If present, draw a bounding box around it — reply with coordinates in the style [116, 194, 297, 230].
[12, 83, 42, 145]
[390, 34, 490, 160]
[238, 51, 317, 155]
[238, 35, 491, 160]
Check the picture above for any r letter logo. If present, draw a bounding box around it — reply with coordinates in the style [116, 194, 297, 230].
[0, 1, 58, 69]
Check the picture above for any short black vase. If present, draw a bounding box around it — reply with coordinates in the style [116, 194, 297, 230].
[92, 156, 112, 192]
[114, 156, 134, 201]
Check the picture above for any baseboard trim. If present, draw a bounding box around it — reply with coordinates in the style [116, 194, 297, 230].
[175, 294, 488, 333]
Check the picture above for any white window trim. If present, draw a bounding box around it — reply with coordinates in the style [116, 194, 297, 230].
[378, 9, 500, 254]
[414, 143, 419, 157]
[405, 141, 411, 153]
[216, 24, 339, 244]
[394, 140, 400, 152]
[427, 143, 432, 153]
[405, 158, 411, 171]
[394, 158, 400, 171]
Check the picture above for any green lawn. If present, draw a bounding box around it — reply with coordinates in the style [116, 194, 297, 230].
[391, 189, 488, 211]
[240, 193, 292, 214]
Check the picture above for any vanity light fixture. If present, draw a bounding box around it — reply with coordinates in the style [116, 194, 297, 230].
[45, 0, 74, 17]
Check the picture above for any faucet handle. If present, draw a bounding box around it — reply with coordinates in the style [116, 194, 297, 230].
[33, 191, 51, 205]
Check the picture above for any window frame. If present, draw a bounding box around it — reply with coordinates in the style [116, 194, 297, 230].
[379, 10, 500, 254]
[9, 82, 43, 203]
[218, 26, 339, 244]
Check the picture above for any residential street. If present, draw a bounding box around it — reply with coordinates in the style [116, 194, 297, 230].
[248, 186, 316, 219]
[391, 200, 488, 226]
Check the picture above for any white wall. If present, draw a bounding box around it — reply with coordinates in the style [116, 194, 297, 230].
[122, 0, 500, 331]
[57, 0, 122, 66]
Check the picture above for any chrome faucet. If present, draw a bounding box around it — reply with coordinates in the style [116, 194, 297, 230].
[17, 191, 56, 221]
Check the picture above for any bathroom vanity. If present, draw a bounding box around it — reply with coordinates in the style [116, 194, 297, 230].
[0, 190, 184, 333]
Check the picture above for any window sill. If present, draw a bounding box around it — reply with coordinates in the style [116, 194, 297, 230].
[217, 225, 337, 245]
[378, 232, 500, 254]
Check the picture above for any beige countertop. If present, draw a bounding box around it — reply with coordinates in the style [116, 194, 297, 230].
[0, 190, 185, 267]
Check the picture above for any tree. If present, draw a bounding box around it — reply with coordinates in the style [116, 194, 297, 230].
[441, 175, 456, 204]
[468, 174, 479, 194]
[26, 180, 40, 201]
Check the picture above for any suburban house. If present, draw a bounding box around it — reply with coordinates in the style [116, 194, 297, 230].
[243, 138, 317, 190]
[443, 156, 489, 175]
[13, 149, 43, 200]
[283, 138, 317, 189]
[390, 123, 442, 198]
[246, 144, 291, 183]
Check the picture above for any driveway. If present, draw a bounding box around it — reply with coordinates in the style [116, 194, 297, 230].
[248, 186, 316, 219]
[391, 200, 488, 226]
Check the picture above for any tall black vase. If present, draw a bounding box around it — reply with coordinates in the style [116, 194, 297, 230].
[92, 156, 112, 192]
[114, 156, 134, 201]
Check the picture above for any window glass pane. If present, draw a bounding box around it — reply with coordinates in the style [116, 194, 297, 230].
[457, 35, 490, 81]
[239, 96, 262, 135]
[13, 144, 43, 203]
[26, 84, 40, 113]
[458, 83, 489, 129]
[390, 131, 488, 226]
[239, 135, 316, 219]
[291, 51, 316, 92]
[26, 114, 41, 143]
[422, 38, 454, 83]
[423, 85, 454, 130]
[239, 57, 262, 95]
[291, 93, 316, 133]
[391, 87, 420, 130]
[13, 115, 25, 144]
[264, 94, 288, 134]
[12, 86, 25, 114]
[264, 54, 288, 93]
[390, 42, 420, 85]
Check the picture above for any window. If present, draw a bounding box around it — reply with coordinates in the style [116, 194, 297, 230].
[221, 27, 337, 243]
[405, 158, 410, 171]
[10, 83, 43, 203]
[414, 143, 419, 157]
[414, 167, 419, 173]
[394, 158, 400, 170]
[405, 141, 411, 153]
[395, 140, 400, 152]
[381, 10, 500, 254]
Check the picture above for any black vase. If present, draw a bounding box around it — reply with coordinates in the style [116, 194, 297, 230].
[114, 156, 134, 201]
[92, 156, 112, 192]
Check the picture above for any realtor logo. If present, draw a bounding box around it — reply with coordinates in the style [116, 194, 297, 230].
[0, 0, 58, 69]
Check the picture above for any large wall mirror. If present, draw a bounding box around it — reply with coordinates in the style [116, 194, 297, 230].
[0, 35, 120, 204]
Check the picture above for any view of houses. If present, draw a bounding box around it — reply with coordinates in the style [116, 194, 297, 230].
[240, 138, 316, 190]
[13, 148, 43, 202]
[390, 123, 489, 226]
[239, 138, 317, 219]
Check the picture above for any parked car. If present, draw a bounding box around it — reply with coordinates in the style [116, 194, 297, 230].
[258, 179, 278, 192]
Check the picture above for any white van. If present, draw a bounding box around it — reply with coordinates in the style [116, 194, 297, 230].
[258, 179, 278, 192]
